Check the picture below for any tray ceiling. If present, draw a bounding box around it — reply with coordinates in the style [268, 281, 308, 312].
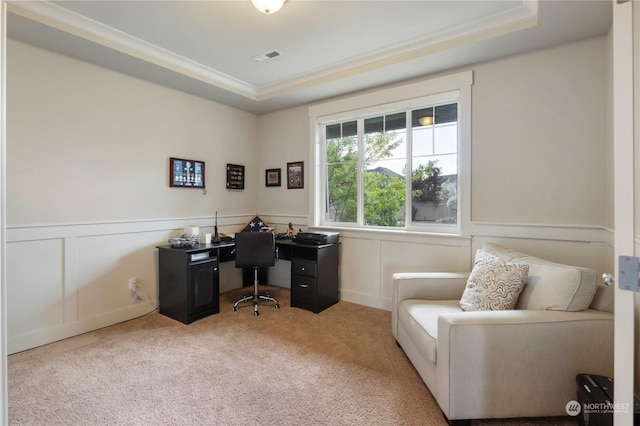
[7, 0, 612, 114]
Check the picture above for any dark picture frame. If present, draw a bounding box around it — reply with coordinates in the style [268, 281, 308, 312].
[169, 157, 205, 188]
[287, 161, 304, 189]
[226, 164, 245, 190]
[265, 168, 281, 187]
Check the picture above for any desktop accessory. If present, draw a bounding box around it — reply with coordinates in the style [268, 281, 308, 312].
[213, 211, 221, 243]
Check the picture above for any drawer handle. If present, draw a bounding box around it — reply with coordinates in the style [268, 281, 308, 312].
[297, 283, 309, 288]
[300, 267, 306, 271]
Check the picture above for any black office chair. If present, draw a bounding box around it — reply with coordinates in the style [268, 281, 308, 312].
[232, 231, 280, 316]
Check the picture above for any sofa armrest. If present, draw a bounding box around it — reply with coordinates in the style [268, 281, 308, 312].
[392, 272, 469, 301]
[436, 309, 614, 420]
[391, 272, 469, 339]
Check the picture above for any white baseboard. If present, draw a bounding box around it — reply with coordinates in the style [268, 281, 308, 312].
[8, 303, 154, 355]
[340, 289, 390, 311]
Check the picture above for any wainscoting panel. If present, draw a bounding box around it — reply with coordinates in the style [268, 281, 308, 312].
[380, 239, 471, 310]
[75, 231, 166, 319]
[308, 224, 613, 312]
[7, 239, 64, 338]
[6, 216, 616, 354]
[339, 237, 382, 308]
[471, 236, 614, 277]
[6, 215, 252, 354]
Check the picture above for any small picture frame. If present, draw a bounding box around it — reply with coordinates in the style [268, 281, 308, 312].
[287, 161, 304, 189]
[265, 168, 281, 187]
[170, 157, 205, 188]
[226, 164, 245, 190]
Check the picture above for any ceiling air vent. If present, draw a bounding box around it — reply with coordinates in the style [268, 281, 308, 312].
[251, 50, 283, 63]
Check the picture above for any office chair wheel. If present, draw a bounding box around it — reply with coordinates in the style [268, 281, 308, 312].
[275, 303, 280, 309]
[233, 306, 238, 312]
[254, 310, 259, 317]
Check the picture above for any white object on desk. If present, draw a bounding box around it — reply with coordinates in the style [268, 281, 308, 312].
[184, 226, 199, 236]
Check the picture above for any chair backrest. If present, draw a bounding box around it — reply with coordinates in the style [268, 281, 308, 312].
[234, 231, 276, 269]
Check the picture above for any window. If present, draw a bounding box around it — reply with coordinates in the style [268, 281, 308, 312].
[311, 70, 472, 234]
[410, 104, 458, 226]
[322, 99, 458, 230]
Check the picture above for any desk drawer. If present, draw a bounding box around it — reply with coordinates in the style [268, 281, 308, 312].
[292, 260, 317, 277]
[291, 275, 316, 306]
[218, 246, 235, 262]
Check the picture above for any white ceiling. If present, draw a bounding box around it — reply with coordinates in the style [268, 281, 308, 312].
[7, 0, 612, 115]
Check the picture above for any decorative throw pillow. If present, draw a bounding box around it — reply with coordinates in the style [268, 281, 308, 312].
[460, 252, 529, 311]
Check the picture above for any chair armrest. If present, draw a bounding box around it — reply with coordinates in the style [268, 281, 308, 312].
[436, 309, 614, 419]
[391, 272, 469, 339]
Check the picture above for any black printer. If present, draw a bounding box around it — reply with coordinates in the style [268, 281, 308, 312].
[295, 231, 339, 245]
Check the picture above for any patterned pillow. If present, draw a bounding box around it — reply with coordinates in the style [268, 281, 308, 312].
[460, 251, 529, 311]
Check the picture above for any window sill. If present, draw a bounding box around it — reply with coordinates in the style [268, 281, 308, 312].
[309, 225, 471, 246]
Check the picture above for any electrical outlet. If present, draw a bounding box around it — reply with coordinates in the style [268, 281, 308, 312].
[129, 277, 137, 298]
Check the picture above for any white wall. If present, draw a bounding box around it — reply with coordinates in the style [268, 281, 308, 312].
[8, 40, 259, 225]
[471, 37, 608, 226]
[255, 105, 311, 232]
[258, 36, 614, 310]
[6, 39, 258, 353]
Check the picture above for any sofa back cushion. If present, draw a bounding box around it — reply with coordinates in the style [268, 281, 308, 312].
[480, 243, 597, 311]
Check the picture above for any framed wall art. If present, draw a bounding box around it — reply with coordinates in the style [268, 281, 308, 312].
[287, 161, 304, 189]
[226, 164, 245, 190]
[170, 157, 205, 188]
[265, 168, 281, 187]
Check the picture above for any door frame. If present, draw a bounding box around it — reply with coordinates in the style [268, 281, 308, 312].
[612, 0, 636, 424]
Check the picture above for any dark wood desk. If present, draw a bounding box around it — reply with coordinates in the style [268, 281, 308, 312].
[157, 238, 340, 323]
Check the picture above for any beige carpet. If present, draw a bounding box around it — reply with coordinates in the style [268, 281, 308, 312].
[9, 286, 574, 425]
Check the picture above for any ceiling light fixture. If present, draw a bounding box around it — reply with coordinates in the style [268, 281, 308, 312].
[251, 0, 286, 14]
[418, 116, 433, 126]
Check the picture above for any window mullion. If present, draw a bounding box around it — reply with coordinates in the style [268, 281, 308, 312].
[405, 110, 412, 228]
[320, 125, 328, 224]
[357, 119, 365, 226]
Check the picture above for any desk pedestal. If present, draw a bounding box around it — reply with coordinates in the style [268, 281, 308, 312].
[157, 243, 234, 324]
[278, 241, 340, 313]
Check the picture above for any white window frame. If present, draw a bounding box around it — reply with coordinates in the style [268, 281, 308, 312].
[308, 70, 472, 235]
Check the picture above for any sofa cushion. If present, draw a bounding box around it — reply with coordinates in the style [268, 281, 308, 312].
[481, 243, 597, 311]
[399, 299, 461, 364]
[460, 251, 529, 311]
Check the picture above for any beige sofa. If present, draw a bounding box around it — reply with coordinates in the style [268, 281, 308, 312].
[392, 243, 614, 424]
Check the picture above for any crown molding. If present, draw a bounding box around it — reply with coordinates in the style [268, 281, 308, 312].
[7, 0, 538, 104]
[7, 0, 259, 100]
[257, 1, 538, 100]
